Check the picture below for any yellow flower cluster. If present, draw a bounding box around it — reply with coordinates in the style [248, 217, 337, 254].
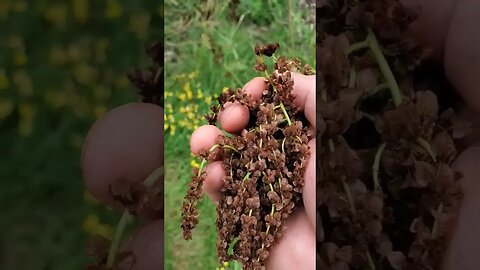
[82, 214, 114, 239]
[164, 71, 218, 137]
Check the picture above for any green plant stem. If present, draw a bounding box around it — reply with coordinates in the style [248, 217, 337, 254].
[372, 143, 386, 190]
[279, 103, 292, 126]
[198, 159, 208, 177]
[346, 40, 369, 55]
[368, 82, 389, 96]
[348, 68, 357, 88]
[432, 203, 444, 238]
[366, 28, 402, 106]
[143, 166, 164, 187]
[341, 176, 356, 214]
[106, 210, 132, 267]
[263, 59, 293, 127]
[366, 250, 376, 270]
[417, 137, 437, 162]
[328, 139, 356, 213]
[106, 165, 163, 267]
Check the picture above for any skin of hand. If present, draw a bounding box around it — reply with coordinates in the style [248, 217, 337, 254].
[190, 73, 316, 269]
[401, 1, 480, 269]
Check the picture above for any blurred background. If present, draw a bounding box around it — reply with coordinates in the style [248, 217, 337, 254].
[0, 1, 161, 269]
[164, 0, 315, 269]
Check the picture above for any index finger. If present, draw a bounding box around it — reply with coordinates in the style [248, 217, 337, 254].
[218, 73, 316, 133]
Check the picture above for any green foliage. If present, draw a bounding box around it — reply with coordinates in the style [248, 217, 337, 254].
[0, 1, 160, 269]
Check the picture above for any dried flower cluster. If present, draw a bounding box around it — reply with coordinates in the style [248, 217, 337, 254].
[182, 44, 314, 269]
[317, 1, 464, 269]
[128, 42, 164, 106]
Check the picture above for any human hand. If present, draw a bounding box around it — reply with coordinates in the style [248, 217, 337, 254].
[189, 74, 316, 269]
[82, 103, 164, 270]
[401, 1, 480, 269]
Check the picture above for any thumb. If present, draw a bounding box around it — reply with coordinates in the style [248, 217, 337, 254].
[443, 146, 480, 269]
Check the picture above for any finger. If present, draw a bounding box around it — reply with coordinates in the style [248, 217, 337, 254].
[244, 77, 267, 101]
[218, 102, 251, 134]
[119, 219, 163, 270]
[82, 103, 163, 209]
[291, 73, 316, 127]
[400, 0, 456, 60]
[267, 208, 315, 270]
[443, 146, 480, 269]
[203, 161, 225, 202]
[444, 1, 480, 112]
[218, 77, 267, 133]
[303, 139, 316, 228]
[190, 125, 223, 156]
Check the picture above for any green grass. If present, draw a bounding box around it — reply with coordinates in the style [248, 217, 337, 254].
[0, 1, 161, 269]
[164, 0, 314, 269]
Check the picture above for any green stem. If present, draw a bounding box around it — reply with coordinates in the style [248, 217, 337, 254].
[432, 203, 444, 238]
[107, 166, 163, 267]
[198, 159, 207, 177]
[368, 82, 389, 96]
[279, 102, 292, 126]
[143, 166, 164, 187]
[321, 89, 327, 102]
[366, 250, 376, 270]
[106, 210, 132, 267]
[372, 143, 386, 190]
[341, 176, 356, 214]
[417, 137, 437, 162]
[346, 40, 369, 55]
[348, 67, 357, 88]
[366, 28, 402, 106]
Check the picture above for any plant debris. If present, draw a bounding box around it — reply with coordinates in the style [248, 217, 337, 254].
[181, 43, 315, 269]
[317, 0, 465, 269]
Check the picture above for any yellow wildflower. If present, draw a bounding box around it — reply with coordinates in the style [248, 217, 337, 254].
[179, 120, 188, 128]
[13, 70, 33, 97]
[129, 13, 151, 38]
[0, 99, 13, 119]
[188, 71, 198, 79]
[0, 69, 9, 90]
[94, 38, 109, 64]
[82, 214, 114, 239]
[178, 93, 186, 101]
[44, 3, 67, 28]
[183, 82, 193, 100]
[197, 89, 204, 99]
[166, 103, 173, 114]
[93, 105, 106, 119]
[11, 1, 27, 12]
[13, 50, 27, 66]
[169, 125, 176, 136]
[83, 190, 98, 204]
[49, 45, 68, 66]
[223, 262, 229, 267]
[72, 0, 89, 23]
[190, 159, 200, 168]
[74, 63, 97, 85]
[0, 1, 10, 19]
[205, 96, 212, 103]
[157, 4, 163, 18]
[168, 114, 175, 123]
[105, 0, 122, 18]
[187, 111, 195, 120]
